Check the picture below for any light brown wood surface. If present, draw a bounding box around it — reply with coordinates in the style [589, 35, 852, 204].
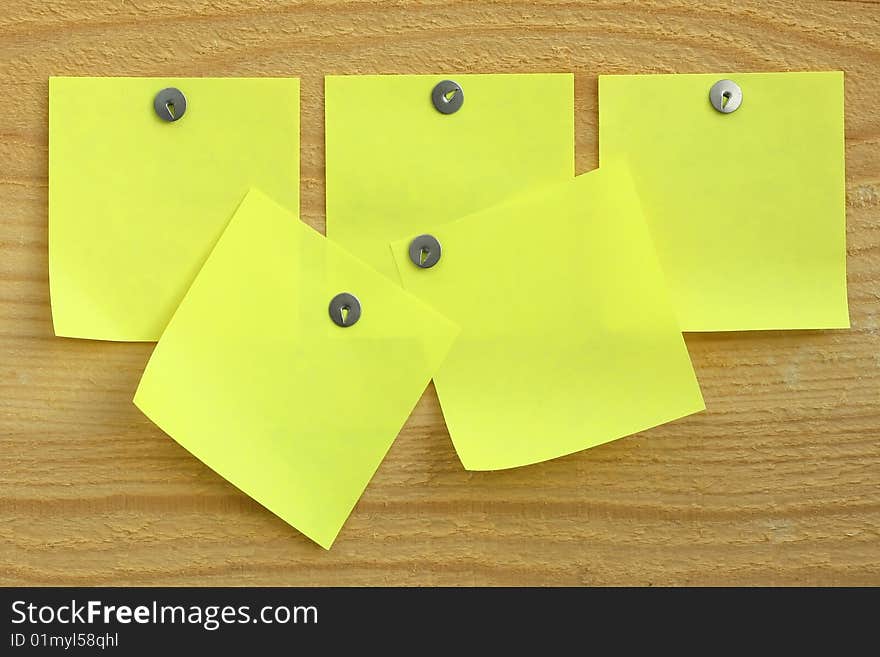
[1, 1, 878, 586]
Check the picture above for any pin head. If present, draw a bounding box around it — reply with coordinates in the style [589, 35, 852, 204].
[328, 292, 361, 328]
[709, 79, 742, 114]
[408, 234, 442, 269]
[431, 80, 464, 115]
[154, 87, 187, 122]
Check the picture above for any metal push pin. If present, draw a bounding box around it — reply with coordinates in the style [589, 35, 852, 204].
[154, 87, 187, 122]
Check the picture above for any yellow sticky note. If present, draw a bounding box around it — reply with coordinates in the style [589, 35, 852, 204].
[134, 190, 458, 548]
[599, 72, 848, 331]
[325, 74, 574, 280]
[391, 165, 704, 471]
[49, 77, 300, 341]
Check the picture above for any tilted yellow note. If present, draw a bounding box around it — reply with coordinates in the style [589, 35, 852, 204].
[599, 72, 848, 331]
[325, 74, 574, 281]
[49, 77, 300, 341]
[134, 190, 458, 549]
[390, 164, 705, 471]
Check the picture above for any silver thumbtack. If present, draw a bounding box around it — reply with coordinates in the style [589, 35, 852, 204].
[431, 80, 464, 115]
[154, 87, 187, 122]
[709, 79, 742, 114]
[408, 234, 442, 268]
[328, 293, 361, 328]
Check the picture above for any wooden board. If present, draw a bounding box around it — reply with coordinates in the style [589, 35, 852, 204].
[1, 0, 878, 586]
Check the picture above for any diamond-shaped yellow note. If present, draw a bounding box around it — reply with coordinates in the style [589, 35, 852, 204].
[134, 190, 458, 548]
[599, 72, 848, 331]
[325, 74, 574, 281]
[391, 164, 704, 471]
[49, 77, 300, 341]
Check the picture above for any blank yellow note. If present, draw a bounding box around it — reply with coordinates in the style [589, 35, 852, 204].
[599, 72, 848, 331]
[134, 190, 458, 549]
[325, 74, 574, 281]
[49, 77, 300, 341]
[391, 164, 704, 471]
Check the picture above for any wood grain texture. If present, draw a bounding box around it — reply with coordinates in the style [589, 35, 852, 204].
[1, 0, 879, 586]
